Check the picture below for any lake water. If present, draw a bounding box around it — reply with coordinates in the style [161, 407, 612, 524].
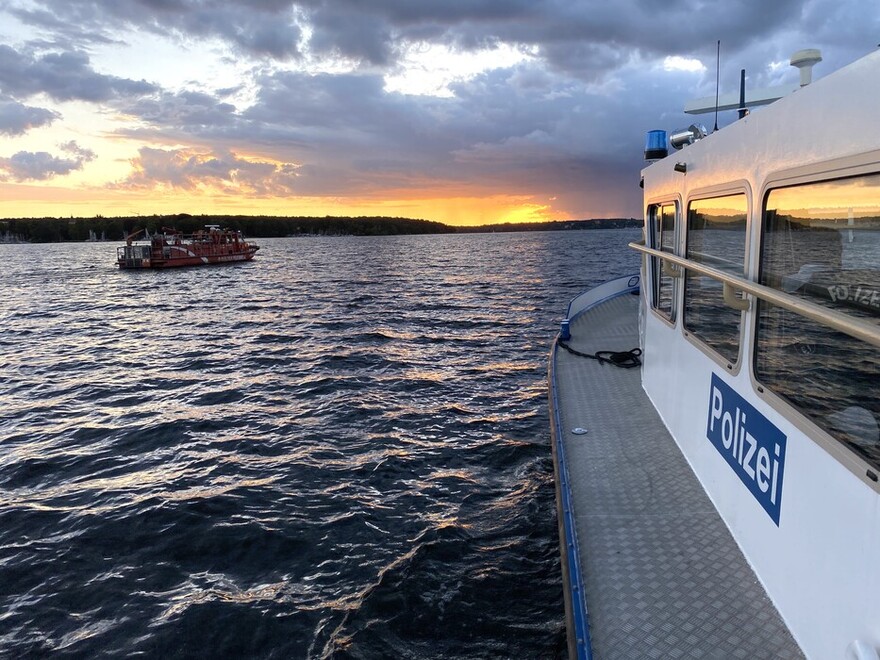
[0, 229, 641, 658]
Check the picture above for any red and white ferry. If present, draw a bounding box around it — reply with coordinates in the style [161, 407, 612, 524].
[116, 225, 259, 269]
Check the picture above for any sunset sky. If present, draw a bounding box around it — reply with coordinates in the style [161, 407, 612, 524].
[0, 1, 877, 226]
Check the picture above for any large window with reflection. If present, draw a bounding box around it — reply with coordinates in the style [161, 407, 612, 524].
[684, 194, 748, 365]
[756, 173, 880, 470]
[648, 203, 677, 322]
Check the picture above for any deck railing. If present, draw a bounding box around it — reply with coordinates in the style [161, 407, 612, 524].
[565, 274, 641, 322]
[629, 241, 880, 350]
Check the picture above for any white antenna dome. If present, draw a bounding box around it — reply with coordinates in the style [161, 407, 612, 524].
[790, 49, 822, 86]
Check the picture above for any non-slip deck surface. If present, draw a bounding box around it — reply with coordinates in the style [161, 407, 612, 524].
[552, 293, 803, 659]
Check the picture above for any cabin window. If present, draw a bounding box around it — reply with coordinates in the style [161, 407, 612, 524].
[683, 193, 748, 364]
[648, 203, 678, 322]
[755, 174, 880, 469]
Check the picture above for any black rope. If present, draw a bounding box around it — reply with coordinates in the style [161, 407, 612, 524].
[557, 340, 642, 369]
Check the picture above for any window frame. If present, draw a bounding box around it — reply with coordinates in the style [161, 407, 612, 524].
[751, 154, 880, 489]
[646, 199, 681, 327]
[681, 184, 752, 374]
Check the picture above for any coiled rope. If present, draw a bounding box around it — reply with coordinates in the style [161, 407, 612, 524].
[556, 340, 642, 369]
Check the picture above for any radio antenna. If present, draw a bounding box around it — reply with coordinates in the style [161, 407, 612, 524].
[713, 40, 720, 132]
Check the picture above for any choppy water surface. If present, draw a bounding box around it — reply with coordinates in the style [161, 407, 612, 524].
[0, 230, 639, 658]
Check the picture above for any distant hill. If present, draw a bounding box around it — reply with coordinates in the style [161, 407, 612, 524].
[0, 214, 641, 243]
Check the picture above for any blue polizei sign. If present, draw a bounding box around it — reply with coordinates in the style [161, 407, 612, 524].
[706, 374, 787, 525]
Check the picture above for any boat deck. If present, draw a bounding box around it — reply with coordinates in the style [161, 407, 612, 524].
[549, 291, 803, 659]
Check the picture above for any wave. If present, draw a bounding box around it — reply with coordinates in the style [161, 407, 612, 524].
[0, 230, 640, 657]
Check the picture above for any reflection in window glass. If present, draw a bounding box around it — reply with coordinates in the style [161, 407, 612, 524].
[649, 203, 677, 321]
[756, 174, 880, 469]
[684, 194, 748, 363]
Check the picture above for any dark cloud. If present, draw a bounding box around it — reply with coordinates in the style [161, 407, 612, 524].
[15, 0, 303, 60]
[210, 63, 661, 207]
[0, 45, 155, 103]
[306, 7, 394, 65]
[10, 1, 876, 79]
[246, 70, 406, 133]
[97, 53, 764, 210]
[123, 89, 239, 129]
[7, 1, 874, 93]
[0, 100, 61, 136]
[6, 5, 122, 48]
[166, 4, 302, 59]
[0, 0, 806, 72]
[0, 141, 96, 181]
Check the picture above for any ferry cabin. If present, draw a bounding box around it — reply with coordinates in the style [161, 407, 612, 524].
[634, 51, 880, 657]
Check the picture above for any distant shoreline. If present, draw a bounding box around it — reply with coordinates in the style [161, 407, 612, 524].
[0, 214, 641, 243]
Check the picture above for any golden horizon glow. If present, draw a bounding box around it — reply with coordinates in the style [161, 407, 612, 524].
[0, 183, 571, 226]
[0, 127, 575, 225]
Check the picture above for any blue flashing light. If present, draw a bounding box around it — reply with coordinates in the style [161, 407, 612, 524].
[644, 130, 668, 161]
[560, 319, 571, 341]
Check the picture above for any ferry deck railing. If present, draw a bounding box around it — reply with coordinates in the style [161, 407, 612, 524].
[628, 241, 880, 350]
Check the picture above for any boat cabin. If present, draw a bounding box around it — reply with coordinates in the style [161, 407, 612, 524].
[633, 50, 880, 657]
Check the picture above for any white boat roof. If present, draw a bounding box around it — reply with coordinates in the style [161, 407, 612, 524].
[643, 49, 880, 198]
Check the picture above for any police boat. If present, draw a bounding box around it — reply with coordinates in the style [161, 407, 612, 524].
[549, 48, 880, 659]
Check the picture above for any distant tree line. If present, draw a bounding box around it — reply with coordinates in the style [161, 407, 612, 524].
[454, 218, 641, 232]
[0, 214, 640, 243]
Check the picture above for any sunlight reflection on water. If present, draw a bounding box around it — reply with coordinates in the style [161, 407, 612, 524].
[0, 230, 639, 657]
